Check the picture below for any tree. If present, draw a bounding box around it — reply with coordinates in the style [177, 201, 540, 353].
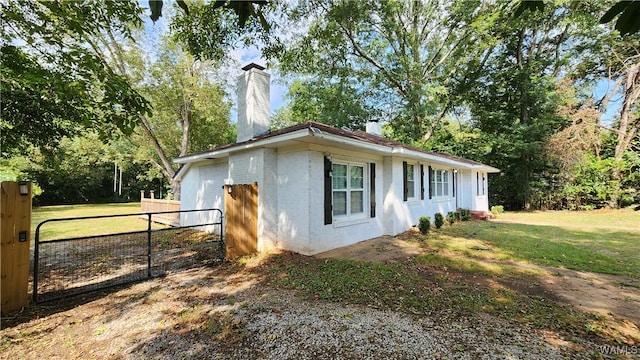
[515, 0, 640, 35]
[169, 0, 274, 62]
[1, 0, 151, 153]
[463, 1, 612, 210]
[125, 38, 232, 198]
[276, 0, 499, 142]
[1, 45, 86, 154]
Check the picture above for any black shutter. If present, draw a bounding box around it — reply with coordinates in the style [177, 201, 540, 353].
[370, 163, 376, 218]
[420, 165, 425, 200]
[402, 161, 408, 201]
[324, 156, 332, 225]
[452, 170, 456, 198]
[428, 166, 433, 199]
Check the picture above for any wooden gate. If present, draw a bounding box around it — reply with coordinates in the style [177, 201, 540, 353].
[224, 183, 258, 260]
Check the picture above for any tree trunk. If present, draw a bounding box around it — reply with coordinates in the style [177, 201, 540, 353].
[171, 179, 181, 201]
[614, 62, 640, 160]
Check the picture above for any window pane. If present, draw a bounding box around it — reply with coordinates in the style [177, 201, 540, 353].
[351, 165, 364, 189]
[351, 191, 364, 213]
[332, 164, 347, 189]
[443, 171, 449, 196]
[436, 183, 442, 197]
[407, 179, 415, 198]
[436, 170, 442, 182]
[333, 163, 347, 176]
[333, 191, 346, 215]
[406, 165, 415, 198]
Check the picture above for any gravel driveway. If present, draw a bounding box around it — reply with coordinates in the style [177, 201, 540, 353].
[1, 258, 611, 360]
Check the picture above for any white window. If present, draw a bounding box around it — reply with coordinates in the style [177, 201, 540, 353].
[332, 162, 366, 218]
[406, 164, 415, 199]
[433, 169, 449, 198]
[476, 172, 486, 196]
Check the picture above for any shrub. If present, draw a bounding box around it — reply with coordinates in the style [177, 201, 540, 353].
[446, 211, 457, 225]
[490, 205, 504, 217]
[434, 212, 444, 229]
[418, 216, 431, 234]
[459, 208, 471, 221]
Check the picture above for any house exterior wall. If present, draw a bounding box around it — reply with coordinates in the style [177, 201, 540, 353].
[457, 169, 473, 210]
[228, 148, 279, 252]
[383, 158, 458, 235]
[472, 171, 490, 211]
[180, 160, 228, 230]
[178, 144, 492, 256]
[274, 150, 311, 253]
[307, 150, 385, 255]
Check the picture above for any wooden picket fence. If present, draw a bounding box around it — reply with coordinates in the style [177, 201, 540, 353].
[140, 191, 180, 226]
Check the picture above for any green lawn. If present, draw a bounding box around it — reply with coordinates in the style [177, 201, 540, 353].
[423, 208, 640, 278]
[31, 203, 167, 241]
[264, 208, 639, 344]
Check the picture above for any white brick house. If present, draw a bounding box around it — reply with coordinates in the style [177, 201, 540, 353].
[174, 64, 499, 256]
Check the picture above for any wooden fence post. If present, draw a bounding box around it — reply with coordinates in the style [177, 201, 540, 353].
[1, 181, 32, 313]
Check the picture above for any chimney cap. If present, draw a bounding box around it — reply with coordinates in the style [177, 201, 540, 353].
[241, 63, 266, 71]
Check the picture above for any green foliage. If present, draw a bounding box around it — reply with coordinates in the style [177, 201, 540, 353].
[13, 132, 158, 205]
[1, 46, 83, 155]
[140, 39, 232, 156]
[446, 211, 459, 225]
[275, 79, 375, 130]
[2, 0, 151, 153]
[170, 0, 274, 62]
[459, 209, 472, 222]
[275, 0, 500, 140]
[0, 157, 43, 198]
[490, 206, 504, 217]
[434, 213, 445, 229]
[418, 216, 431, 235]
[599, 1, 640, 35]
[561, 153, 638, 210]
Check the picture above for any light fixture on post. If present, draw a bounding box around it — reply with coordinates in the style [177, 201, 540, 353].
[19, 181, 29, 196]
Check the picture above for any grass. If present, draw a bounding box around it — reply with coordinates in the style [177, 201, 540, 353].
[260, 208, 639, 344]
[424, 208, 640, 278]
[32, 203, 168, 241]
[263, 254, 601, 340]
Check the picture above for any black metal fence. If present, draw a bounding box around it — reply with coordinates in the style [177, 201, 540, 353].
[33, 209, 223, 303]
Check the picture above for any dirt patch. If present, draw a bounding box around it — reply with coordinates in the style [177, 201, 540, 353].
[314, 234, 426, 262]
[541, 267, 640, 341]
[314, 234, 640, 344]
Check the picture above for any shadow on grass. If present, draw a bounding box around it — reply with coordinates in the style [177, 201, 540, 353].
[434, 221, 640, 278]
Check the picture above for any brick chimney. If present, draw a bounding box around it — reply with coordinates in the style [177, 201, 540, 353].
[365, 120, 382, 136]
[237, 63, 270, 142]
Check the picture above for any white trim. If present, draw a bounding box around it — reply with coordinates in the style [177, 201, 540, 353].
[175, 126, 500, 173]
[174, 129, 311, 164]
